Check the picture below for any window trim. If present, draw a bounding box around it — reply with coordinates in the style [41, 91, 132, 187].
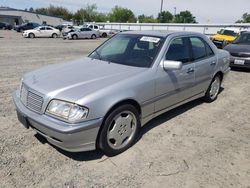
[189, 36, 215, 62]
[164, 36, 193, 65]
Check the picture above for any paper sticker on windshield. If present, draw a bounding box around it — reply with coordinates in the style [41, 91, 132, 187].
[140, 36, 160, 43]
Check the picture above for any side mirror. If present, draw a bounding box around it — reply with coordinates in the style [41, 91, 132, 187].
[163, 60, 183, 71]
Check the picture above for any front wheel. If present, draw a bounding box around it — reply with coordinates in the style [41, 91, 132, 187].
[203, 74, 222, 102]
[91, 34, 96, 39]
[52, 33, 58, 38]
[72, 34, 78, 40]
[98, 104, 140, 156]
[29, 33, 35, 38]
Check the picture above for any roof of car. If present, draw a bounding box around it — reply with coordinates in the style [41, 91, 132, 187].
[120, 30, 200, 38]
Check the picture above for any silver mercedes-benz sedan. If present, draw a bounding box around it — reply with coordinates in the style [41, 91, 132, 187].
[13, 31, 230, 156]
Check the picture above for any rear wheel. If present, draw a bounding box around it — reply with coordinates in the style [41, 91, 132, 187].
[98, 104, 140, 156]
[52, 33, 58, 38]
[102, 33, 108, 38]
[204, 74, 221, 102]
[91, 34, 96, 39]
[29, 33, 35, 38]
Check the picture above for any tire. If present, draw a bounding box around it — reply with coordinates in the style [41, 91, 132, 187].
[72, 34, 78, 40]
[20, 29, 23, 33]
[98, 104, 140, 156]
[91, 34, 96, 39]
[102, 33, 108, 38]
[29, 33, 35, 38]
[203, 74, 222, 103]
[52, 33, 58, 38]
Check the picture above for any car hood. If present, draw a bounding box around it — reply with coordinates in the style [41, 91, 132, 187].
[23, 57, 147, 102]
[211, 34, 236, 42]
[24, 29, 36, 33]
[224, 43, 250, 53]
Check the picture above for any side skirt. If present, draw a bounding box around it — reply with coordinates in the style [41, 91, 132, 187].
[141, 92, 205, 126]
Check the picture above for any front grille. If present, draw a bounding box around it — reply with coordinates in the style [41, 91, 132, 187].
[20, 85, 44, 113]
[231, 52, 250, 58]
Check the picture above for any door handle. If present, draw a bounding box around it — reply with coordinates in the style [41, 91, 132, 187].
[187, 68, 194, 74]
[210, 61, 216, 66]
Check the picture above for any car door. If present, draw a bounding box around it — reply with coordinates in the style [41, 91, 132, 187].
[85, 28, 92, 38]
[37, 26, 46, 37]
[78, 28, 86, 38]
[189, 37, 217, 94]
[155, 36, 195, 113]
[45, 27, 53, 37]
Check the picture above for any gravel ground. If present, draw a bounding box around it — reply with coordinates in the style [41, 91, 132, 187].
[0, 30, 250, 188]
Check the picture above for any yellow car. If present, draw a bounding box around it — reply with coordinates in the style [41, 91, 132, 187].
[210, 28, 246, 48]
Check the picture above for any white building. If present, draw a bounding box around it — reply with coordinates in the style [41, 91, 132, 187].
[0, 7, 66, 26]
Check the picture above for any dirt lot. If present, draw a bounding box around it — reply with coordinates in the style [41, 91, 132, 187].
[0, 30, 250, 188]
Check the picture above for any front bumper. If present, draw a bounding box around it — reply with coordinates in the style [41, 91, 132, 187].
[230, 56, 250, 69]
[13, 91, 103, 152]
[22, 33, 29, 38]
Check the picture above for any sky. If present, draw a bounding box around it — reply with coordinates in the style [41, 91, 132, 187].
[1, 0, 249, 23]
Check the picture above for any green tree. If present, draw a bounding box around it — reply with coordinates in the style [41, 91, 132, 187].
[138, 14, 157, 23]
[29, 7, 34, 12]
[35, 7, 48, 15]
[35, 5, 73, 21]
[73, 4, 107, 24]
[157, 11, 173, 23]
[95, 13, 109, 22]
[236, 13, 250, 23]
[173, 10, 197, 23]
[109, 6, 136, 23]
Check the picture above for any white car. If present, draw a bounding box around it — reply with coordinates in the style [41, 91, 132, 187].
[66, 27, 99, 40]
[22, 26, 60, 38]
[86, 24, 119, 38]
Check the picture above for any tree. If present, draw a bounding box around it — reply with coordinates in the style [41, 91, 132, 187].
[109, 6, 136, 23]
[173, 10, 197, 23]
[138, 14, 157, 23]
[95, 13, 109, 22]
[35, 5, 73, 21]
[73, 4, 108, 24]
[29, 7, 34, 12]
[157, 11, 173, 23]
[236, 13, 250, 23]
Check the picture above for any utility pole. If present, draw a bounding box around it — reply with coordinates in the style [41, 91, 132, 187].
[160, 0, 164, 15]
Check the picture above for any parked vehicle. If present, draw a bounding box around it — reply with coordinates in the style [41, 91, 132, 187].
[210, 27, 249, 48]
[62, 29, 76, 39]
[85, 24, 119, 38]
[66, 27, 99, 40]
[61, 25, 75, 33]
[0, 22, 13, 30]
[13, 31, 230, 156]
[15, 22, 40, 32]
[224, 31, 250, 69]
[22, 26, 60, 38]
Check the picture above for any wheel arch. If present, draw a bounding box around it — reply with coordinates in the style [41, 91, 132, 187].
[214, 71, 224, 82]
[95, 98, 142, 147]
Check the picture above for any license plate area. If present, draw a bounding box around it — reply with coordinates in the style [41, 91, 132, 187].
[234, 59, 245, 65]
[16, 110, 29, 129]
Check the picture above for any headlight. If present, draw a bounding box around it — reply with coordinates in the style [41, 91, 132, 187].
[46, 100, 88, 123]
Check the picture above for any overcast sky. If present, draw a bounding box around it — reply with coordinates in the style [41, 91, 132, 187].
[1, 0, 249, 23]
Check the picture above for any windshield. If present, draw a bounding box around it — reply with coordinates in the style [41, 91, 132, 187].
[88, 34, 164, 68]
[233, 33, 250, 44]
[218, 29, 238, 37]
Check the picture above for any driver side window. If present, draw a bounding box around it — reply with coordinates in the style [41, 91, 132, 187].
[165, 37, 191, 63]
